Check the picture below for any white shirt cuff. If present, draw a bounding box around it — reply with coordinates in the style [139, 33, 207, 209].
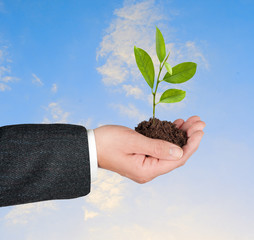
[87, 129, 98, 182]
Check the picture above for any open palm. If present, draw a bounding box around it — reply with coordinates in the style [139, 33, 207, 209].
[94, 115, 206, 184]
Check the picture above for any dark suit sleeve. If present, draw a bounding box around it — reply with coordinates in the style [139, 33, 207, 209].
[0, 123, 91, 207]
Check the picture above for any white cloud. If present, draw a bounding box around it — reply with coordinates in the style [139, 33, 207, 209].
[122, 84, 144, 99]
[0, 82, 10, 91]
[110, 102, 148, 122]
[4, 202, 58, 225]
[0, 46, 19, 91]
[32, 73, 43, 86]
[51, 83, 58, 93]
[42, 102, 70, 123]
[89, 224, 175, 240]
[82, 208, 99, 221]
[97, 58, 129, 86]
[85, 169, 126, 211]
[96, 0, 163, 87]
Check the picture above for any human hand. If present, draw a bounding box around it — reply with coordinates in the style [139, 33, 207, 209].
[93, 115, 205, 183]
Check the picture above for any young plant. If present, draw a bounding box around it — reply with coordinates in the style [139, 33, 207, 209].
[134, 26, 197, 125]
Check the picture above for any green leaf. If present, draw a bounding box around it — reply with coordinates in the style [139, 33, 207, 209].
[163, 62, 197, 84]
[159, 89, 186, 103]
[164, 62, 172, 75]
[156, 26, 166, 63]
[134, 46, 155, 89]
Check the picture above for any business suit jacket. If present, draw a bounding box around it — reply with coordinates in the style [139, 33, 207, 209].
[0, 123, 91, 207]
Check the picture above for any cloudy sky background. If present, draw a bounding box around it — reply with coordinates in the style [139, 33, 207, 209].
[0, 0, 253, 239]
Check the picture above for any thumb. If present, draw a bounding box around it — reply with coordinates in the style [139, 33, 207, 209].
[131, 132, 183, 160]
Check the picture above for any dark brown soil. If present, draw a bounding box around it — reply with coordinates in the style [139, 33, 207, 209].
[134, 117, 188, 148]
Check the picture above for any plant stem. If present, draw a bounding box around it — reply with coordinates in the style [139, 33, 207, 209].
[152, 53, 170, 125]
[152, 92, 155, 124]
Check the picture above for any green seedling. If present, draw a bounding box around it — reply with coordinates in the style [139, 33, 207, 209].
[134, 26, 197, 125]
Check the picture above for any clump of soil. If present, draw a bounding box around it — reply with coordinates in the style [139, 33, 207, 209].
[135, 117, 188, 148]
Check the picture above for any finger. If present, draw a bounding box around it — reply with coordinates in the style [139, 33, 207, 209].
[180, 117, 203, 132]
[187, 121, 206, 137]
[176, 130, 204, 167]
[186, 115, 200, 123]
[173, 119, 185, 129]
[129, 132, 183, 161]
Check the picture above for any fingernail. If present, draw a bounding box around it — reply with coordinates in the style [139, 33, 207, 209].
[170, 148, 183, 159]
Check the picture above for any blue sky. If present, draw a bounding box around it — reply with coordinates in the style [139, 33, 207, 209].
[0, 0, 253, 239]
